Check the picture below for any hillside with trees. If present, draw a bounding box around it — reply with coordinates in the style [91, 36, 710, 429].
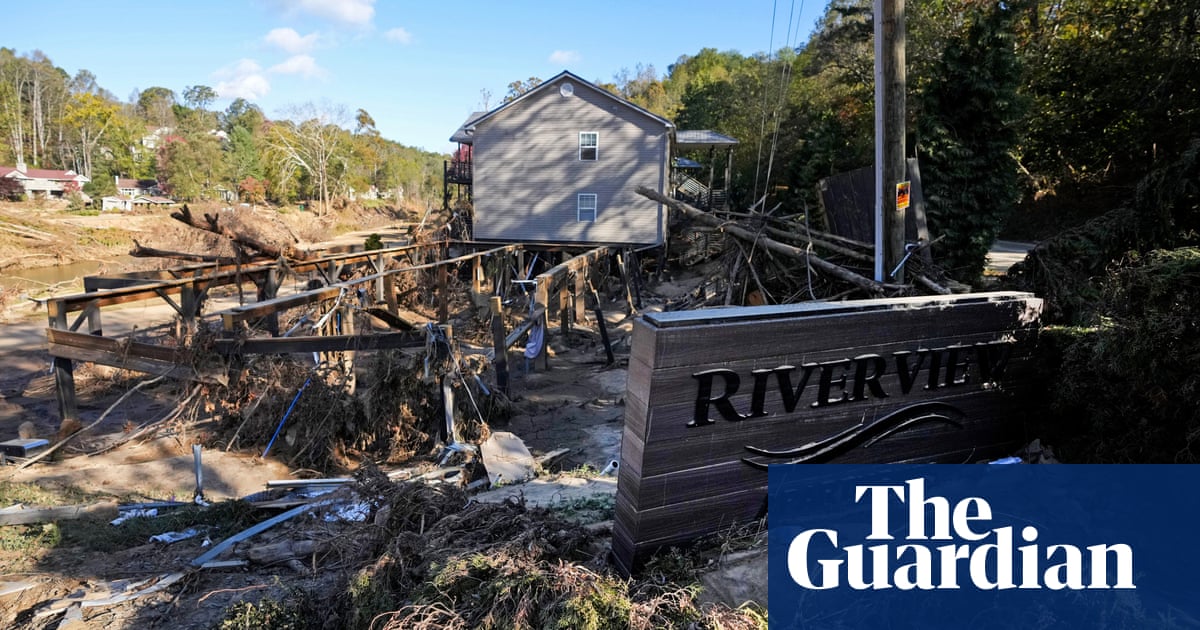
[578, 0, 1200, 462]
[575, 0, 1197, 286]
[0, 48, 445, 211]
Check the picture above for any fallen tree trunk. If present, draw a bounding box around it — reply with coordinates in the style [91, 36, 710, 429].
[637, 187, 887, 296]
[130, 240, 243, 264]
[170, 205, 310, 261]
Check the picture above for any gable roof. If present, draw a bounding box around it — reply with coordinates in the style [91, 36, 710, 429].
[458, 71, 674, 141]
[22, 167, 88, 182]
[0, 166, 30, 179]
[117, 177, 159, 189]
[450, 111, 487, 144]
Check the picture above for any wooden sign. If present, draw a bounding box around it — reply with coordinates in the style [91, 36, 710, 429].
[612, 292, 1043, 574]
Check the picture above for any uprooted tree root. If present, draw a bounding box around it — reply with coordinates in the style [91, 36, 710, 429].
[307, 467, 766, 630]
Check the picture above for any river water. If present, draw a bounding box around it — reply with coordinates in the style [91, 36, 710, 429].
[2, 256, 139, 293]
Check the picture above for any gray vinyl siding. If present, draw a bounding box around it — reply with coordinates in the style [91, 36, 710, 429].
[472, 80, 668, 245]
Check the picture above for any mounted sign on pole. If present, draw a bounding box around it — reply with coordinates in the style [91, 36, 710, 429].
[896, 180, 911, 210]
[611, 292, 1043, 575]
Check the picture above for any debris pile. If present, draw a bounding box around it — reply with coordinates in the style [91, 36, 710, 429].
[640, 187, 961, 310]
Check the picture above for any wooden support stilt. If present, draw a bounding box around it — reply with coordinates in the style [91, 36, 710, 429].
[341, 305, 356, 395]
[47, 301, 78, 425]
[574, 269, 586, 324]
[374, 253, 385, 302]
[559, 282, 570, 335]
[534, 278, 550, 370]
[258, 268, 280, 336]
[85, 301, 103, 336]
[490, 296, 509, 396]
[629, 249, 644, 310]
[616, 252, 636, 316]
[180, 284, 197, 335]
[437, 264, 449, 324]
[384, 273, 398, 316]
[588, 280, 614, 366]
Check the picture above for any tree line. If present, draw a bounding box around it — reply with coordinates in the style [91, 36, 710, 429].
[565, 0, 1197, 279]
[0, 48, 445, 214]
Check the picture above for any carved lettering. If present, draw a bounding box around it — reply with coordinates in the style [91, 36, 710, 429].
[691, 369, 745, 426]
[776, 363, 820, 412]
[894, 350, 928, 395]
[689, 340, 1018, 427]
[815, 359, 853, 407]
[852, 354, 889, 401]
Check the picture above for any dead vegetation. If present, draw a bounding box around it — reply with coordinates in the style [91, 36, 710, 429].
[196, 467, 766, 630]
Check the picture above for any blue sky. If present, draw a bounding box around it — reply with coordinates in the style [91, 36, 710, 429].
[5, 0, 826, 154]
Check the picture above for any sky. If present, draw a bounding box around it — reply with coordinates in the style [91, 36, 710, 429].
[4, 0, 827, 154]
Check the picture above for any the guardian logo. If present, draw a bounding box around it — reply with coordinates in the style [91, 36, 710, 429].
[788, 478, 1136, 591]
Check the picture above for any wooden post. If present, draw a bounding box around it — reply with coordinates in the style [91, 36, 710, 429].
[374, 253, 385, 303]
[180, 284, 197, 335]
[80, 302, 102, 337]
[587, 280, 614, 365]
[615, 252, 636, 316]
[47, 301, 78, 425]
[258, 268, 280, 336]
[574, 268, 586, 324]
[534, 278, 550, 370]
[627, 249, 644, 310]
[876, 0, 907, 281]
[437, 263, 449, 323]
[559, 282, 570, 335]
[341, 305, 356, 395]
[489, 296, 509, 396]
[384, 273, 398, 316]
[472, 256, 483, 294]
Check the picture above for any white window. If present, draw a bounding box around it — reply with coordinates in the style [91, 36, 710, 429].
[578, 193, 597, 222]
[579, 132, 598, 161]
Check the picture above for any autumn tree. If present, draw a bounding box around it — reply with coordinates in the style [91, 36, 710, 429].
[503, 77, 543, 102]
[268, 102, 349, 215]
[63, 92, 119, 177]
[157, 132, 223, 200]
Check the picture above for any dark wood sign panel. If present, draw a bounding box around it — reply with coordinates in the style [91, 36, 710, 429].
[612, 292, 1043, 575]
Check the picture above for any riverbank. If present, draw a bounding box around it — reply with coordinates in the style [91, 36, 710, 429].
[0, 199, 421, 322]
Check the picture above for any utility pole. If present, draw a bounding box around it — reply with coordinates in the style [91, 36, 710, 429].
[874, 0, 907, 282]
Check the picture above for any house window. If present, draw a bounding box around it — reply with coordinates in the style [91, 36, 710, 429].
[578, 193, 597, 222]
[579, 132, 598, 161]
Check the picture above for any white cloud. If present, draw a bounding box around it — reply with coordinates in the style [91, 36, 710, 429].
[279, 0, 375, 26]
[384, 27, 412, 44]
[264, 27, 320, 54]
[549, 50, 581, 65]
[213, 59, 270, 100]
[269, 54, 327, 79]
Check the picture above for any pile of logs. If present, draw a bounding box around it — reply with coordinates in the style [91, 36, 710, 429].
[637, 187, 959, 307]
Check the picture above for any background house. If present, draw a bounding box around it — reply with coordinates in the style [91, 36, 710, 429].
[0, 162, 90, 198]
[116, 177, 162, 198]
[450, 71, 674, 246]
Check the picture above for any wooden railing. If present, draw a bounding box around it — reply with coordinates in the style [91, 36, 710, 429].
[444, 159, 472, 184]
